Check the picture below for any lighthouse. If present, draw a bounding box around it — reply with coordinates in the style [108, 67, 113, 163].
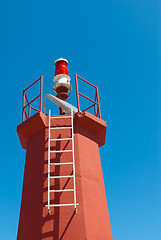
[17, 58, 113, 240]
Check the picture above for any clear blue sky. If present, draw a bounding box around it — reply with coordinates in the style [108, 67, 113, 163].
[0, 0, 160, 239]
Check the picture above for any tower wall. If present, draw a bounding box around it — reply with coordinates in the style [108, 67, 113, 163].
[17, 111, 113, 240]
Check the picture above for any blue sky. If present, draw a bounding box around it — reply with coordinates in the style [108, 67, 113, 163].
[0, 0, 160, 239]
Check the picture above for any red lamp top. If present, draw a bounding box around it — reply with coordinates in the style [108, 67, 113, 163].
[55, 58, 69, 76]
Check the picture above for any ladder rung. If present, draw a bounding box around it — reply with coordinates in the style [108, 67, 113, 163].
[50, 127, 72, 130]
[50, 150, 72, 153]
[50, 138, 72, 141]
[49, 175, 74, 179]
[50, 116, 72, 119]
[50, 189, 74, 192]
[50, 162, 73, 165]
[46, 203, 79, 207]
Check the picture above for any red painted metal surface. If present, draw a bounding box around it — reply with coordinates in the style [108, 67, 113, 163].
[22, 75, 43, 122]
[75, 74, 101, 118]
[55, 59, 69, 76]
[17, 112, 112, 240]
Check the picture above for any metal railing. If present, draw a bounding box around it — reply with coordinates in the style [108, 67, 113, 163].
[22, 75, 43, 122]
[75, 74, 101, 118]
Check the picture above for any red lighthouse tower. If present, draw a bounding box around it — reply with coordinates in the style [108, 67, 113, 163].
[17, 59, 113, 240]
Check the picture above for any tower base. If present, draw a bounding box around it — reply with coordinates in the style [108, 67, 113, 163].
[17, 111, 113, 240]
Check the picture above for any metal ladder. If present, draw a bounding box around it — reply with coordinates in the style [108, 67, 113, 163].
[46, 109, 78, 212]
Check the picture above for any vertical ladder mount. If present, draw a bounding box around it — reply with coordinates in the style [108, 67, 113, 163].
[46, 109, 78, 212]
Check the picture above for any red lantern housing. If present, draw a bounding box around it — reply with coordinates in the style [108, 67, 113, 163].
[53, 58, 71, 101]
[55, 59, 69, 76]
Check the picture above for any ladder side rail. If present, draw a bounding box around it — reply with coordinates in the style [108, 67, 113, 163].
[71, 109, 77, 209]
[48, 110, 51, 212]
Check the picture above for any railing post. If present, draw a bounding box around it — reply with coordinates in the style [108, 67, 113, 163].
[40, 75, 43, 112]
[75, 73, 80, 112]
[22, 90, 25, 122]
[29, 105, 31, 118]
[44, 94, 47, 114]
[94, 93, 97, 117]
[96, 87, 101, 118]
